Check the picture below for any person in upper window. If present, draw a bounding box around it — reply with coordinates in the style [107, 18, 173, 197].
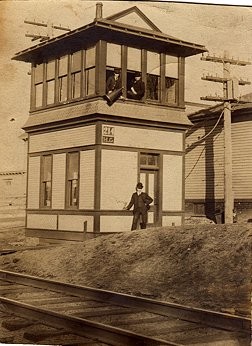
[127, 72, 145, 100]
[106, 68, 122, 94]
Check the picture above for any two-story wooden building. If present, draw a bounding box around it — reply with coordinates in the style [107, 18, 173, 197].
[13, 3, 207, 242]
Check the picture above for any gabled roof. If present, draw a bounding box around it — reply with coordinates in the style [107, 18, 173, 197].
[106, 6, 162, 32]
[12, 5, 207, 63]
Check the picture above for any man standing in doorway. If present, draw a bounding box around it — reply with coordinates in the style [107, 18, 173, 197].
[125, 182, 153, 231]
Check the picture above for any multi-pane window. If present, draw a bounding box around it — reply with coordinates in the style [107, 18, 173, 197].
[71, 51, 82, 99]
[107, 43, 121, 70]
[31, 43, 183, 109]
[106, 43, 121, 92]
[41, 155, 52, 207]
[146, 51, 160, 101]
[127, 47, 142, 93]
[165, 55, 178, 104]
[34, 63, 44, 108]
[66, 152, 79, 208]
[59, 55, 68, 102]
[46, 60, 55, 105]
[85, 46, 96, 96]
[140, 153, 159, 169]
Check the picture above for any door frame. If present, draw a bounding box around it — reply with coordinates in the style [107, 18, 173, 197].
[138, 151, 162, 227]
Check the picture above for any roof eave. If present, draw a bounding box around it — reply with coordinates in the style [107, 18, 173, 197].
[12, 20, 207, 63]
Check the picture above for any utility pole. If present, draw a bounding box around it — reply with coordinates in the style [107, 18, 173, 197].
[24, 19, 71, 42]
[200, 51, 251, 223]
[223, 51, 233, 223]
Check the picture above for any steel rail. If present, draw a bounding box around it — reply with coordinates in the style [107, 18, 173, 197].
[0, 269, 250, 333]
[0, 296, 179, 346]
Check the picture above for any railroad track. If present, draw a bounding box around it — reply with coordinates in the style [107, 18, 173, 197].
[0, 270, 250, 345]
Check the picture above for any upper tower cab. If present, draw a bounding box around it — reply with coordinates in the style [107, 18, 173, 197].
[14, 3, 206, 112]
[13, 3, 207, 242]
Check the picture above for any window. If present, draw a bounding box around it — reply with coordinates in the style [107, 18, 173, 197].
[71, 51, 82, 99]
[127, 47, 142, 95]
[34, 63, 44, 108]
[85, 46, 96, 96]
[66, 152, 79, 208]
[58, 55, 68, 102]
[147, 51, 160, 101]
[46, 60, 55, 105]
[41, 155, 52, 207]
[165, 55, 178, 104]
[106, 43, 122, 93]
[107, 43, 121, 69]
[140, 153, 159, 169]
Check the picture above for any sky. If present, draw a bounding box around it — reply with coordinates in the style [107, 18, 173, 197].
[0, 0, 251, 171]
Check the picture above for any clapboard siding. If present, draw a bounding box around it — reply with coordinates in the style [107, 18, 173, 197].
[27, 156, 40, 209]
[232, 120, 252, 199]
[52, 154, 66, 209]
[101, 150, 138, 210]
[29, 125, 96, 153]
[163, 154, 183, 211]
[27, 213, 57, 229]
[79, 150, 95, 209]
[101, 124, 183, 152]
[185, 123, 224, 199]
[58, 215, 93, 232]
[100, 215, 133, 232]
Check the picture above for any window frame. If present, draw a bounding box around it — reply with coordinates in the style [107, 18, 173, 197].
[33, 62, 44, 109]
[65, 151, 80, 209]
[139, 152, 159, 170]
[40, 154, 53, 209]
[30, 41, 184, 110]
[70, 50, 83, 100]
[45, 60, 56, 106]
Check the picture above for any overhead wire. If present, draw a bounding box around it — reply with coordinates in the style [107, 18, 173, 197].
[185, 106, 226, 180]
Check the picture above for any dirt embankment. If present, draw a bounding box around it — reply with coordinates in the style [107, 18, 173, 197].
[0, 224, 251, 317]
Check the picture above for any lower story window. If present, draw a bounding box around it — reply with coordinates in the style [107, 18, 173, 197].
[66, 152, 79, 208]
[41, 155, 52, 207]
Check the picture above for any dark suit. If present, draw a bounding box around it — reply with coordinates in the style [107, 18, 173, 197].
[106, 74, 122, 93]
[126, 192, 153, 230]
[127, 79, 145, 100]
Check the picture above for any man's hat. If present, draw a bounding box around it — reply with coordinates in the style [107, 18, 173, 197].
[136, 182, 143, 189]
[114, 68, 121, 74]
[134, 71, 141, 77]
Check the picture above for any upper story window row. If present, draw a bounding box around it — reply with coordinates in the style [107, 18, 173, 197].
[31, 42, 184, 110]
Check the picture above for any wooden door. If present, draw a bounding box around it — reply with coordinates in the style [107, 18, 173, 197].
[140, 169, 159, 227]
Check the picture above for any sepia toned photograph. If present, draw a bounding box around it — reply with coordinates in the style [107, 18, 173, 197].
[0, 0, 251, 345]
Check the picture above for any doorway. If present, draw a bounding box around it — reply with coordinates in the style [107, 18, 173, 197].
[139, 153, 160, 227]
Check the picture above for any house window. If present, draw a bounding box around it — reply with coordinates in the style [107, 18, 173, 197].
[146, 51, 160, 101]
[165, 55, 178, 104]
[41, 155, 52, 207]
[71, 51, 82, 99]
[58, 55, 68, 102]
[85, 46, 96, 96]
[140, 153, 159, 169]
[107, 43, 121, 69]
[34, 63, 44, 108]
[66, 152, 79, 208]
[46, 60, 55, 105]
[127, 47, 142, 95]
